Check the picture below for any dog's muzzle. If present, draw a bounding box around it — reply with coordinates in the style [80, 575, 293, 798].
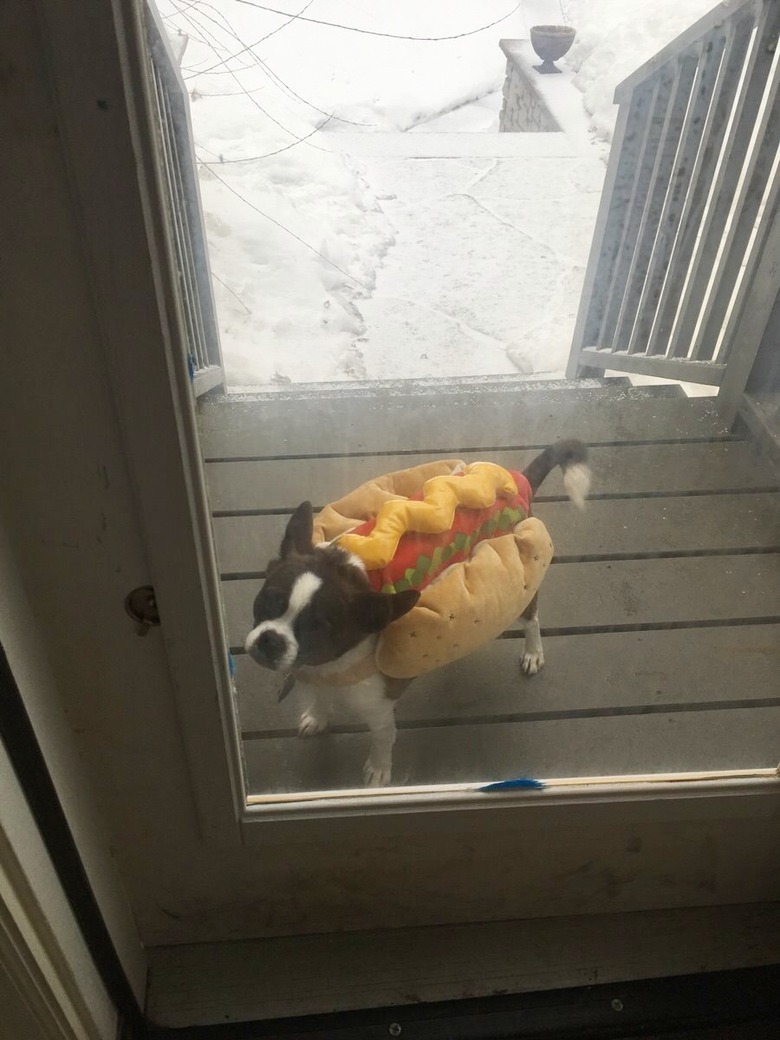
[246, 628, 291, 670]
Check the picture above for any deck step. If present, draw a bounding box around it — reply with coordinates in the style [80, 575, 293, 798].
[199, 384, 726, 460]
[209, 372, 652, 403]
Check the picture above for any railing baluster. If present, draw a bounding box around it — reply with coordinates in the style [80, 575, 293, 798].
[566, 80, 657, 375]
[611, 54, 698, 352]
[694, 47, 780, 361]
[144, 2, 224, 395]
[716, 160, 780, 410]
[163, 85, 211, 370]
[666, 0, 779, 360]
[594, 76, 668, 349]
[162, 66, 222, 373]
[151, 69, 201, 367]
[629, 27, 731, 357]
[646, 10, 755, 357]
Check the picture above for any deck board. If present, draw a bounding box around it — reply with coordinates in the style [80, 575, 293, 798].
[212, 492, 780, 574]
[222, 553, 780, 648]
[205, 441, 772, 513]
[242, 706, 780, 792]
[235, 624, 780, 734]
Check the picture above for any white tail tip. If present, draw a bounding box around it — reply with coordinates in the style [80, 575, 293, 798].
[563, 462, 591, 509]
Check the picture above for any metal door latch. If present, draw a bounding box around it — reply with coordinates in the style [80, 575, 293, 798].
[124, 585, 160, 636]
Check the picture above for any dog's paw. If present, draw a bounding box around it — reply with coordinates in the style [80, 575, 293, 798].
[298, 711, 328, 737]
[521, 650, 545, 676]
[363, 759, 392, 787]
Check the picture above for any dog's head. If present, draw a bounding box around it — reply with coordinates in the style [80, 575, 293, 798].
[244, 502, 419, 672]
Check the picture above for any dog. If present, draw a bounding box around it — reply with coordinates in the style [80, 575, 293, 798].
[245, 440, 589, 786]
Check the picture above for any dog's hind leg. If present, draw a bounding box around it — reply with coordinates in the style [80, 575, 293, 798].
[520, 593, 544, 676]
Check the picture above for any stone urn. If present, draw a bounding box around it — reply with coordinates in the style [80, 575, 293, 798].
[530, 24, 576, 74]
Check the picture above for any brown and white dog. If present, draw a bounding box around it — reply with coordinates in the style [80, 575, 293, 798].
[245, 440, 589, 786]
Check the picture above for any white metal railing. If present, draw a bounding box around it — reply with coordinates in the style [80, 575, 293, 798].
[145, 2, 224, 397]
[567, 0, 780, 407]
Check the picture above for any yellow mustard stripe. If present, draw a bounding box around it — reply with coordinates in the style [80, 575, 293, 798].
[338, 462, 518, 570]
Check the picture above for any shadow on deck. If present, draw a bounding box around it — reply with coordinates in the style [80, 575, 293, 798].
[198, 378, 780, 795]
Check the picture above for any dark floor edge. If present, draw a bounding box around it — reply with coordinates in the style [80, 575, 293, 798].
[142, 962, 780, 1039]
[533, 615, 780, 637]
[552, 546, 780, 563]
[220, 545, 780, 581]
[203, 434, 742, 464]
[212, 485, 780, 519]
[228, 615, 780, 657]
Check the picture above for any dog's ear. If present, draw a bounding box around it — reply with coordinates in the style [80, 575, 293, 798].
[356, 589, 420, 633]
[280, 501, 314, 558]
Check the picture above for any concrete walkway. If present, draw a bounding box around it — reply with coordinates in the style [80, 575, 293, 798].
[320, 63, 606, 382]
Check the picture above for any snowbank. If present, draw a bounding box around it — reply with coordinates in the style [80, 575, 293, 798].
[564, 0, 719, 142]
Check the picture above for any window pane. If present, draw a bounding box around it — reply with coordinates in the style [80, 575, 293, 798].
[151, 1, 780, 801]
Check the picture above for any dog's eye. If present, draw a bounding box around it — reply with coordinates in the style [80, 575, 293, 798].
[297, 613, 333, 636]
[258, 588, 287, 617]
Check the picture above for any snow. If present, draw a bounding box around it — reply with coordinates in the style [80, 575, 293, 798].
[564, 0, 723, 142]
[349, 141, 605, 382]
[157, 0, 720, 388]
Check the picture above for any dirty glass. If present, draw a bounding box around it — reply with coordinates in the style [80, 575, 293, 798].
[153, 0, 780, 802]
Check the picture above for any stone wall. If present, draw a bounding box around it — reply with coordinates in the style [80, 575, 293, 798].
[499, 44, 561, 133]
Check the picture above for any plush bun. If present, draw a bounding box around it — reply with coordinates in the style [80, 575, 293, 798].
[312, 461, 553, 680]
[376, 518, 552, 677]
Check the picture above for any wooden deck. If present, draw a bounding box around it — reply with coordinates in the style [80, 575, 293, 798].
[198, 379, 780, 795]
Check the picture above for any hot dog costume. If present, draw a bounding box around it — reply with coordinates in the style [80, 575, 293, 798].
[308, 459, 554, 681]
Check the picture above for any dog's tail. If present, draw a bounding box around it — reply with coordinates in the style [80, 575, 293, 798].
[523, 439, 590, 509]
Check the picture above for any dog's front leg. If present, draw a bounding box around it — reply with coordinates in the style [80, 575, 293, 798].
[297, 683, 331, 737]
[520, 593, 544, 676]
[353, 676, 396, 787]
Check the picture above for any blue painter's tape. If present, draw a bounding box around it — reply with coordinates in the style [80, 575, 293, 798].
[478, 777, 545, 792]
